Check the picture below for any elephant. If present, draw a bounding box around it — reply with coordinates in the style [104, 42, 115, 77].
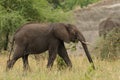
[99, 15, 120, 38]
[6, 22, 95, 71]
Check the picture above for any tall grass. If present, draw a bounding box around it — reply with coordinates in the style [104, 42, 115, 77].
[0, 54, 120, 80]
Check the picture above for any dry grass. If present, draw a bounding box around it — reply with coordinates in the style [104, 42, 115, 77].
[0, 54, 120, 80]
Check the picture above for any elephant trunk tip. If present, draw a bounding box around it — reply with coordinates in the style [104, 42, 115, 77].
[91, 62, 95, 70]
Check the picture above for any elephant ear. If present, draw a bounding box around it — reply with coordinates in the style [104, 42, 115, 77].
[53, 23, 70, 43]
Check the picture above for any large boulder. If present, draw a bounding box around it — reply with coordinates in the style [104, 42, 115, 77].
[98, 13, 120, 37]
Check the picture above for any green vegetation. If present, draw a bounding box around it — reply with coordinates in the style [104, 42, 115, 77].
[0, 12, 26, 50]
[94, 28, 120, 60]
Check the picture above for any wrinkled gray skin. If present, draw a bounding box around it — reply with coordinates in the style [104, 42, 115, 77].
[6, 23, 95, 71]
[99, 17, 120, 38]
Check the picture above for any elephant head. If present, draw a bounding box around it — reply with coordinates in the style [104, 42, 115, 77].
[53, 23, 95, 69]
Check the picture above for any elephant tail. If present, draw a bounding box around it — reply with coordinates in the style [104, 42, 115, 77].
[8, 37, 15, 61]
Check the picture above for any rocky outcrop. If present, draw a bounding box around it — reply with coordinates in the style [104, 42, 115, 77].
[99, 13, 120, 37]
[74, 0, 120, 44]
[74, 1, 120, 31]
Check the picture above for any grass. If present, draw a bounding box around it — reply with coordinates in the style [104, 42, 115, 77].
[0, 54, 120, 80]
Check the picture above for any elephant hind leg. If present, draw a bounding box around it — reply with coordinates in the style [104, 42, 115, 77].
[47, 47, 57, 68]
[47, 40, 59, 68]
[6, 45, 25, 71]
[6, 58, 18, 71]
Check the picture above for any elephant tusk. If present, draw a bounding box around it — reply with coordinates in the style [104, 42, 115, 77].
[82, 41, 90, 45]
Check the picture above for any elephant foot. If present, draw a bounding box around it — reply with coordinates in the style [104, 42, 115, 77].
[23, 66, 31, 72]
[6, 60, 12, 71]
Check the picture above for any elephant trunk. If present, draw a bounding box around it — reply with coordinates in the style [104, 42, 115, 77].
[77, 32, 95, 69]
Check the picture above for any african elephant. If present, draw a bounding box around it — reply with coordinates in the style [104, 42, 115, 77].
[99, 16, 120, 38]
[6, 22, 95, 70]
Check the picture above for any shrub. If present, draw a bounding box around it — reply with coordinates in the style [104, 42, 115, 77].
[94, 28, 120, 60]
[33, 0, 73, 22]
[0, 12, 26, 50]
[0, 0, 40, 21]
[57, 56, 67, 70]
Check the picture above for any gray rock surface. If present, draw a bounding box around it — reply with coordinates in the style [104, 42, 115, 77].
[73, 0, 120, 55]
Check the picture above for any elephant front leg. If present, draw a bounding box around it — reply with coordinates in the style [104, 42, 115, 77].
[47, 41, 59, 68]
[58, 42, 72, 68]
[47, 48, 57, 68]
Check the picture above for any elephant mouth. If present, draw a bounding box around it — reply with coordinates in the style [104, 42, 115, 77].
[71, 39, 79, 43]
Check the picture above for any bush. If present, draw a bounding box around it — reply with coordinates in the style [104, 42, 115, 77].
[0, 12, 26, 50]
[94, 28, 120, 60]
[0, 12, 26, 33]
[0, 0, 40, 21]
[57, 56, 67, 70]
[33, 0, 73, 22]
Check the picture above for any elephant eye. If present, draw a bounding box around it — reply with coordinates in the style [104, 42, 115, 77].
[71, 30, 75, 34]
